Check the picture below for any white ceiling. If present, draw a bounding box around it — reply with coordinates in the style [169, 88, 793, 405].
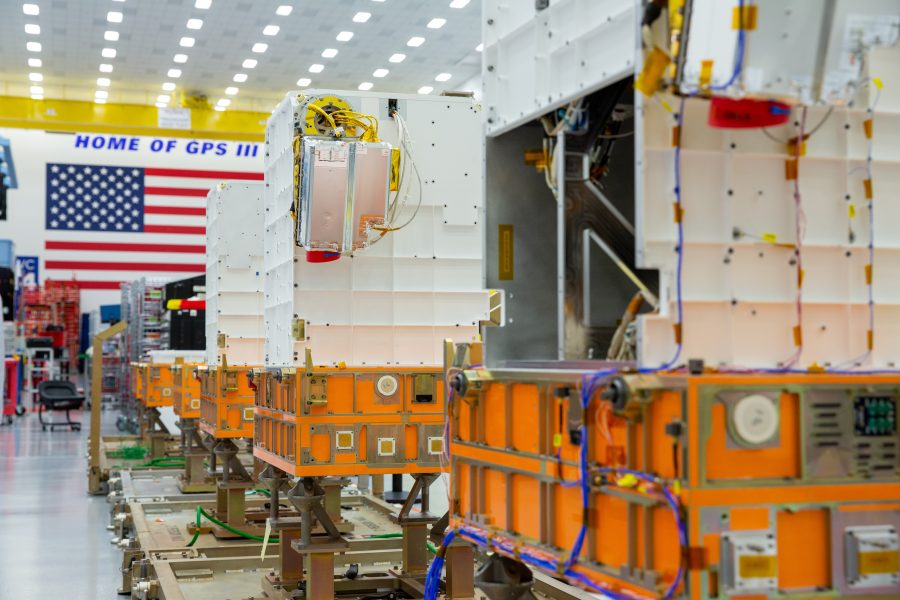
[0, 0, 483, 113]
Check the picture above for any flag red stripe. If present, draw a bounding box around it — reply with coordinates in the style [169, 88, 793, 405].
[144, 186, 209, 197]
[144, 167, 263, 181]
[68, 280, 124, 290]
[45, 241, 204, 254]
[144, 224, 206, 235]
[144, 205, 206, 216]
[46, 260, 204, 272]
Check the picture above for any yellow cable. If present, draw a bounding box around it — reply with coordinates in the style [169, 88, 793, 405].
[308, 104, 338, 132]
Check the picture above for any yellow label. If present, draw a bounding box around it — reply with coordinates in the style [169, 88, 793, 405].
[552, 433, 562, 448]
[859, 550, 900, 575]
[732, 4, 758, 30]
[873, 77, 884, 90]
[739, 555, 777, 578]
[699, 60, 714, 87]
[762, 232, 777, 244]
[499, 224, 514, 281]
[848, 203, 857, 219]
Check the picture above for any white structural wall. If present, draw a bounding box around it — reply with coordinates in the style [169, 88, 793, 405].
[0, 127, 262, 312]
[638, 45, 900, 369]
[264, 91, 490, 367]
[205, 181, 265, 366]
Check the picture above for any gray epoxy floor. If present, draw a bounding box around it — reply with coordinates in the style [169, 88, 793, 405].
[0, 408, 122, 599]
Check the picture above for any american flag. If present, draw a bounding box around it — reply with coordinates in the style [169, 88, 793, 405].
[43, 162, 262, 289]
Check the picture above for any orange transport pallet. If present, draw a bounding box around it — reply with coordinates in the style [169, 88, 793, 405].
[447, 348, 900, 600]
[198, 365, 257, 439]
[171, 362, 203, 420]
[142, 363, 176, 408]
[253, 366, 446, 477]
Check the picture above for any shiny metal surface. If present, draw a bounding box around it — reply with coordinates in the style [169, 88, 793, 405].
[0, 410, 121, 598]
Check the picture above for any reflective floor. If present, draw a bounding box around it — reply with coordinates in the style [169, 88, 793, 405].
[0, 407, 122, 599]
[0, 405, 449, 599]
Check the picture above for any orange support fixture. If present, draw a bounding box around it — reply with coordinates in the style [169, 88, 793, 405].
[197, 364, 258, 439]
[447, 354, 900, 600]
[253, 366, 446, 478]
[141, 363, 176, 408]
[171, 362, 203, 420]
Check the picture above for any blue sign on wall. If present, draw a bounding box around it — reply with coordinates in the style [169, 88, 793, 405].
[15, 256, 39, 287]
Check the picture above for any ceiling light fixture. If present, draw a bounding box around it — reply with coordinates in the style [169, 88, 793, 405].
[101, 47, 117, 58]
[251, 42, 268, 53]
[179, 37, 195, 47]
[167, 68, 182, 78]
[353, 12, 371, 22]
[186, 18, 203, 30]
[157, 94, 170, 103]
[95, 90, 109, 99]
[22, 4, 39, 16]
[449, 0, 470, 7]
[214, 106, 225, 112]
[31, 94, 44, 100]
[296, 77, 311, 86]
[29, 72, 42, 82]
[97, 77, 111, 86]
[427, 18, 446, 29]
[94, 98, 107, 104]
[242, 58, 257, 68]
[217, 98, 231, 107]
[104, 30, 119, 41]
[336, 31, 354, 42]
[173, 54, 188, 63]
[30, 85, 43, 94]
[435, 72, 451, 82]
[225, 86, 238, 95]
[28, 58, 42, 68]
[26, 41, 42, 52]
[321, 48, 338, 58]
[195, 0, 212, 8]
[263, 25, 280, 36]
[308, 63, 324, 73]
[275, 5, 293, 16]
[155, 102, 167, 108]
[24, 24, 40, 35]
[372, 68, 389, 78]
[407, 36, 424, 47]
[358, 82, 373, 91]
[389, 53, 406, 63]
[233, 73, 248, 82]
[417, 86, 433, 94]
[162, 82, 176, 91]
[99, 63, 114, 72]
[107, 11, 123, 23]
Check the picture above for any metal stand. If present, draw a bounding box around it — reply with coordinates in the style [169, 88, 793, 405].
[392, 473, 440, 576]
[88, 320, 127, 495]
[431, 512, 476, 600]
[140, 406, 171, 459]
[211, 438, 253, 532]
[289, 477, 350, 600]
[177, 419, 215, 493]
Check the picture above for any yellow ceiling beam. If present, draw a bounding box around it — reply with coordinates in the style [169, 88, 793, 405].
[0, 96, 267, 142]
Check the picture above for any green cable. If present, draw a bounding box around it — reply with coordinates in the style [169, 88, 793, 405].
[365, 532, 403, 539]
[186, 505, 280, 547]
